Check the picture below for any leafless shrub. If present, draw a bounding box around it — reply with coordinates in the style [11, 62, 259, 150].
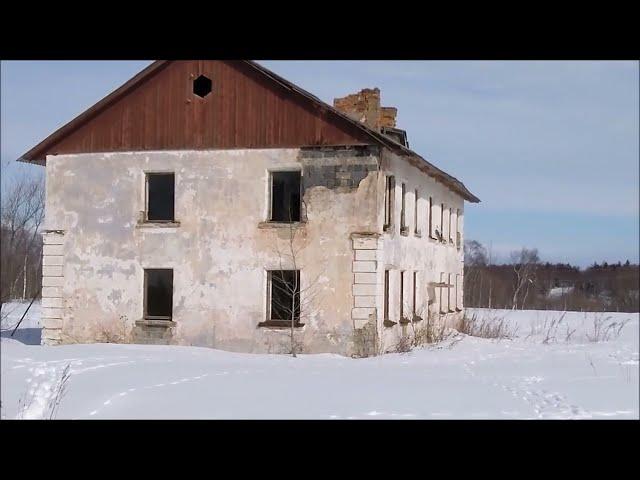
[458, 313, 516, 339]
[541, 312, 567, 344]
[96, 315, 130, 344]
[271, 209, 324, 358]
[564, 324, 577, 343]
[414, 314, 449, 346]
[15, 386, 37, 419]
[393, 307, 450, 353]
[585, 312, 629, 343]
[15, 363, 70, 419]
[394, 334, 413, 353]
[47, 363, 71, 419]
[524, 312, 580, 344]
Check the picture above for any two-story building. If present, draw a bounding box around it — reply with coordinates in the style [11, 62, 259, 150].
[18, 60, 479, 356]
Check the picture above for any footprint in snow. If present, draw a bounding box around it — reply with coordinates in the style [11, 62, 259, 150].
[87, 373, 210, 417]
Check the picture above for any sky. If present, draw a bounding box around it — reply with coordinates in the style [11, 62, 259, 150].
[1, 60, 638, 267]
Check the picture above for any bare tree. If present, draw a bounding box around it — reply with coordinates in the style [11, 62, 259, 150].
[1, 171, 45, 317]
[510, 248, 539, 310]
[270, 204, 323, 357]
[464, 240, 488, 307]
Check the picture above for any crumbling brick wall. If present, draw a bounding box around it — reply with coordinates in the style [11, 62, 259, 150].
[333, 88, 397, 131]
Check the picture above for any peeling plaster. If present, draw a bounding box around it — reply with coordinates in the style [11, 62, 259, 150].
[45, 149, 380, 355]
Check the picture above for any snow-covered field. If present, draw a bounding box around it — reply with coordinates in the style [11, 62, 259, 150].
[1, 302, 638, 419]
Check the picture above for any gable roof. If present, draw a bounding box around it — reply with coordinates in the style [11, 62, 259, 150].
[18, 60, 479, 203]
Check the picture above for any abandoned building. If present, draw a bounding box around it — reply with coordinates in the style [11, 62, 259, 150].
[18, 60, 480, 356]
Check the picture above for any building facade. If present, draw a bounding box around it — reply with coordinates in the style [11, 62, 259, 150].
[20, 60, 479, 356]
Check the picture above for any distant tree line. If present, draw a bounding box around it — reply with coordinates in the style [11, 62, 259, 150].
[464, 240, 639, 312]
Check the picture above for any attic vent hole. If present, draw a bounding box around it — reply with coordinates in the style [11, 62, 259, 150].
[193, 75, 212, 98]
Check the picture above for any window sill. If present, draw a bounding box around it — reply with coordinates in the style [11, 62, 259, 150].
[414, 230, 422, 238]
[136, 221, 181, 229]
[383, 224, 393, 233]
[136, 319, 176, 328]
[258, 221, 306, 230]
[383, 319, 397, 328]
[257, 320, 305, 329]
[400, 226, 409, 236]
[399, 317, 411, 325]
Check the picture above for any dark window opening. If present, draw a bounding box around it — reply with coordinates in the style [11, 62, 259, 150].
[456, 209, 461, 249]
[270, 171, 301, 222]
[144, 269, 173, 320]
[414, 189, 419, 234]
[449, 208, 454, 242]
[428, 196, 433, 238]
[449, 273, 455, 312]
[193, 75, 212, 98]
[400, 183, 407, 231]
[269, 270, 301, 323]
[400, 271, 405, 319]
[384, 175, 394, 230]
[384, 270, 390, 320]
[147, 173, 175, 222]
[413, 271, 418, 316]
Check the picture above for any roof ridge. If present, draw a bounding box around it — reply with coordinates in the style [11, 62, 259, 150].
[18, 60, 479, 203]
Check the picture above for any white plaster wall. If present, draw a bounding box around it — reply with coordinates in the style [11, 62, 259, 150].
[376, 150, 465, 350]
[44, 149, 380, 355]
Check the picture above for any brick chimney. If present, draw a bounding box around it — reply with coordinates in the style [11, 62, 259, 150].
[333, 88, 397, 131]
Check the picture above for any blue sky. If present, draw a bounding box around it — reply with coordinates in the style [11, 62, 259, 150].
[1, 60, 638, 267]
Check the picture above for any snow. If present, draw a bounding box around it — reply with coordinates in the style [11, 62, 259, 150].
[0, 300, 41, 345]
[1, 302, 638, 419]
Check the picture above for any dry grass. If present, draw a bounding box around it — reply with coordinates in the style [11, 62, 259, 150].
[585, 312, 629, 343]
[412, 316, 449, 346]
[15, 362, 71, 420]
[96, 315, 130, 344]
[458, 313, 517, 339]
[393, 313, 451, 353]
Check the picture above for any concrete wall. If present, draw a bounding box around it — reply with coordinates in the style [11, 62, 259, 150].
[42, 146, 466, 356]
[42, 147, 380, 355]
[374, 149, 465, 352]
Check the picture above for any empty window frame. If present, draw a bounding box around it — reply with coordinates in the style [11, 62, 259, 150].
[414, 189, 419, 235]
[384, 270, 390, 320]
[400, 183, 407, 232]
[440, 203, 445, 240]
[270, 171, 301, 222]
[428, 196, 433, 238]
[144, 269, 173, 320]
[412, 271, 418, 317]
[439, 272, 447, 314]
[456, 274, 462, 310]
[456, 209, 462, 249]
[146, 173, 175, 222]
[400, 270, 405, 319]
[449, 208, 454, 243]
[448, 273, 455, 312]
[384, 176, 395, 230]
[267, 270, 301, 325]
